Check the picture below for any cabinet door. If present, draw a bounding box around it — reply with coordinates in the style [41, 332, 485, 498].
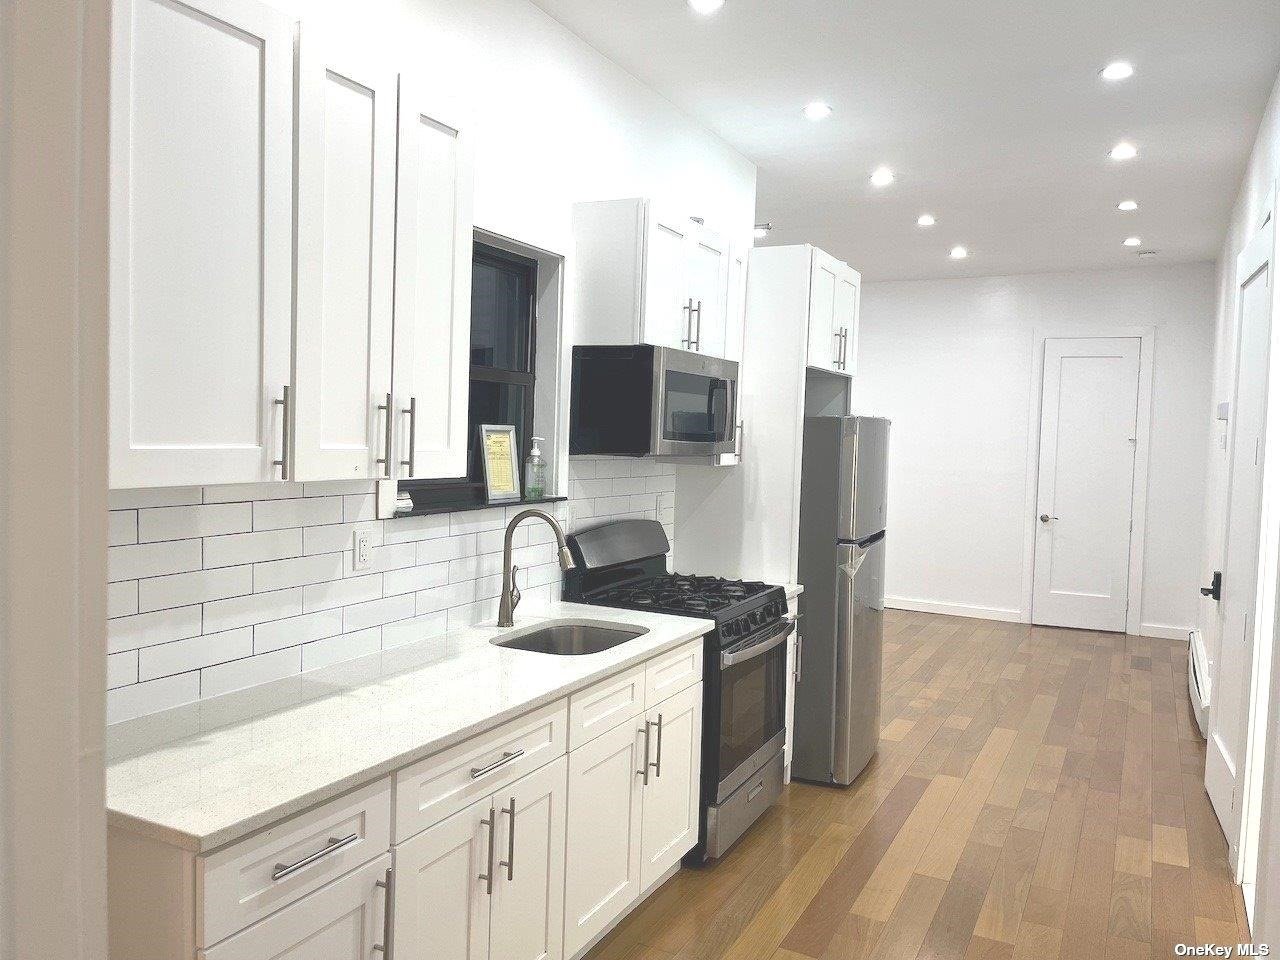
[834, 267, 861, 376]
[723, 242, 750, 364]
[201, 855, 390, 960]
[563, 721, 645, 957]
[293, 36, 397, 481]
[639, 683, 702, 889]
[490, 756, 568, 960]
[392, 79, 474, 480]
[393, 797, 491, 960]
[784, 623, 799, 782]
[109, 0, 295, 488]
[687, 225, 731, 357]
[806, 251, 840, 372]
[642, 206, 695, 350]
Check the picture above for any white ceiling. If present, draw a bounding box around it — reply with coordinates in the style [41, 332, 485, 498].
[529, 0, 1280, 280]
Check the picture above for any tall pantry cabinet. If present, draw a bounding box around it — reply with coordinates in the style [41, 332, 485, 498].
[108, 0, 474, 489]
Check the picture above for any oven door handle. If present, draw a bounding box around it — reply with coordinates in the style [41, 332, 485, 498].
[721, 620, 795, 668]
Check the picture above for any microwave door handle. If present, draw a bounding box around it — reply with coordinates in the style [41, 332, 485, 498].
[721, 620, 794, 668]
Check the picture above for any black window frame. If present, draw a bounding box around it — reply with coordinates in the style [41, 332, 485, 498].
[400, 240, 538, 513]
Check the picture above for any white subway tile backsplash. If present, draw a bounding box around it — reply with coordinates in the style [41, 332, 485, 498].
[139, 627, 253, 682]
[253, 496, 343, 531]
[138, 565, 252, 612]
[109, 511, 138, 546]
[106, 458, 678, 720]
[138, 502, 251, 542]
[254, 553, 344, 592]
[204, 528, 302, 568]
[108, 539, 202, 582]
[108, 605, 203, 654]
[203, 587, 303, 633]
[342, 594, 416, 632]
[254, 610, 343, 654]
[200, 648, 302, 699]
[302, 573, 382, 612]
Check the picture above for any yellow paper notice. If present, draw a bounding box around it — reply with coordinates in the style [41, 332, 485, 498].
[484, 430, 516, 494]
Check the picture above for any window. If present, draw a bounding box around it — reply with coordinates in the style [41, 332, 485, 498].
[402, 241, 537, 511]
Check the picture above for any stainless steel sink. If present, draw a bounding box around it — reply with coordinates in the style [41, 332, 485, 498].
[492, 619, 648, 655]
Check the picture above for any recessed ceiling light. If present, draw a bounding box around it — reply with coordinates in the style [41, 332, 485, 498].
[753, 222, 773, 239]
[803, 101, 832, 121]
[1101, 61, 1134, 81]
[1110, 141, 1138, 161]
[917, 214, 936, 227]
[870, 166, 895, 187]
[1118, 200, 1138, 211]
[687, 0, 725, 14]
[1123, 236, 1142, 247]
[950, 246, 968, 260]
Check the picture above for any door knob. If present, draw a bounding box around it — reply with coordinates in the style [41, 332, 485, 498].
[1039, 514, 1058, 523]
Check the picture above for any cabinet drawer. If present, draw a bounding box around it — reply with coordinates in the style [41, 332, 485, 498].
[198, 778, 392, 948]
[568, 664, 646, 750]
[394, 698, 567, 842]
[645, 639, 704, 706]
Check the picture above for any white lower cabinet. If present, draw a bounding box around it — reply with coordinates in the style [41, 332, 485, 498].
[201, 854, 391, 960]
[394, 755, 567, 960]
[639, 684, 702, 889]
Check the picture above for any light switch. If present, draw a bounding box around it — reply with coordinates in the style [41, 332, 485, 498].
[353, 529, 374, 571]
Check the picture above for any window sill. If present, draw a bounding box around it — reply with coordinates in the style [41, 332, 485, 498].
[391, 495, 568, 520]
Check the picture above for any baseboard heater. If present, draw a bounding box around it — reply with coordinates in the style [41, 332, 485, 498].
[1188, 628, 1210, 737]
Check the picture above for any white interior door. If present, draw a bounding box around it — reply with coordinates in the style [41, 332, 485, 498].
[1207, 216, 1276, 859]
[1031, 337, 1141, 631]
[109, 0, 295, 488]
[293, 35, 396, 481]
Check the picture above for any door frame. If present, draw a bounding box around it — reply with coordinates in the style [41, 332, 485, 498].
[1020, 327, 1156, 634]
[1231, 184, 1277, 902]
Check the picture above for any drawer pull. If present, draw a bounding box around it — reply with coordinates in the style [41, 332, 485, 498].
[470, 749, 525, 780]
[271, 833, 360, 882]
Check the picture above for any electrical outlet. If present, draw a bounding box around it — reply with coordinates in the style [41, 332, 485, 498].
[353, 529, 374, 571]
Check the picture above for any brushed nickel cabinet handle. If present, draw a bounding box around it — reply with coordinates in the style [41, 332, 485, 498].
[271, 832, 359, 882]
[376, 393, 393, 478]
[649, 713, 664, 778]
[681, 298, 693, 348]
[499, 797, 516, 881]
[479, 807, 497, 895]
[273, 385, 291, 480]
[374, 867, 393, 957]
[399, 396, 417, 477]
[690, 301, 702, 351]
[637, 723, 651, 785]
[470, 749, 525, 780]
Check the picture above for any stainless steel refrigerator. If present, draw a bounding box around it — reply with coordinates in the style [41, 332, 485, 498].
[792, 416, 890, 786]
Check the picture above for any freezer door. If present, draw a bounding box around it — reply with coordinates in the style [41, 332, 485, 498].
[837, 417, 891, 543]
[833, 534, 885, 784]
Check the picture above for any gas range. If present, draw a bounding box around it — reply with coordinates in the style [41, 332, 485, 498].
[562, 518, 792, 864]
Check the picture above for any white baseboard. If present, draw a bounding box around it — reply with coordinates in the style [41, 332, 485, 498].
[1138, 622, 1194, 641]
[885, 596, 1023, 623]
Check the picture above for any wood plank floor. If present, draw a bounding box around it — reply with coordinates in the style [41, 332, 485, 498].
[586, 610, 1250, 960]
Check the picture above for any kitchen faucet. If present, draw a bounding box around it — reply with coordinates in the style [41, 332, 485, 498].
[497, 509, 576, 627]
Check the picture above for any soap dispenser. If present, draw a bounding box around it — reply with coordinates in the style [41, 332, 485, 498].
[524, 436, 547, 499]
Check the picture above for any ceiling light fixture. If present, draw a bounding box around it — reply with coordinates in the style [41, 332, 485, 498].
[1101, 61, 1134, 81]
[803, 101, 832, 121]
[753, 222, 773, 239]
[1123, 236, 1142, 247]
[917, 214, 936, 227]
[687, 0, 725, 14]
[1118, 200, 1138, 211]
[1110, 141, 1138, 161]
[870, 166, 895, 187]
[950, 246, 968, 260]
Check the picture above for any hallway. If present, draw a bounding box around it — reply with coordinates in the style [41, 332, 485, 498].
[588, 610, 1250, 960]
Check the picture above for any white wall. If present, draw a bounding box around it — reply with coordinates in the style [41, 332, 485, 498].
[854, 263, 1216, 635]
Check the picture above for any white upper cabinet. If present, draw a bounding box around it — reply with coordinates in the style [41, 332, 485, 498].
[109, 0, 296, 488]
[805, 248, 860, 376]
[574, 198, 739, 361]
[292, 34, 397, 482]
[392, 79, 475, 481]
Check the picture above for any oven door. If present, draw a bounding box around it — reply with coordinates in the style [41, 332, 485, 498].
[652, 347, 737, 457]
[715, 619, 792, 802]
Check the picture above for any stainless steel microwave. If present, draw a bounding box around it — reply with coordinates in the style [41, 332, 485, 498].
[569, 345, 738, 458]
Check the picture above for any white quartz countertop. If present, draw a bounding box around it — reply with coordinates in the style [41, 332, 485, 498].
[105, 601, 714, 853]
[783, 582, 804, 601]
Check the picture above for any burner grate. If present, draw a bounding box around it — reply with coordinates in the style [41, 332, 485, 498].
[593, 574, 773, 616]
